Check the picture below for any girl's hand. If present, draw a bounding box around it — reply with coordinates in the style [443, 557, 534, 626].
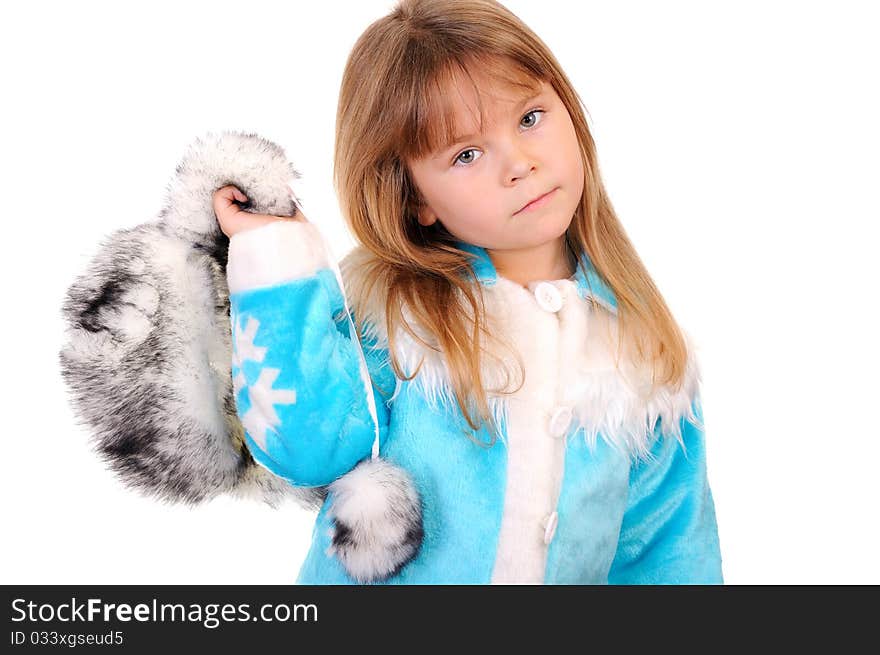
[212, 185, 307, 238]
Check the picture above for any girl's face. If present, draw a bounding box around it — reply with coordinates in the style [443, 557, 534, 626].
[407, 73, 584, 256]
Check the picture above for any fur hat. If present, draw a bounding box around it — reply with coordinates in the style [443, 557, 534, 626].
[59, 131, 423, 583]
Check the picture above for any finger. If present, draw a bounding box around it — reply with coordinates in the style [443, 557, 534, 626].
[214, 187, 233, 207]
[222, 189, 244, 211]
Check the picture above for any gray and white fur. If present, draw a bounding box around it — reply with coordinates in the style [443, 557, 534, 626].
[59, 132, 325, 510]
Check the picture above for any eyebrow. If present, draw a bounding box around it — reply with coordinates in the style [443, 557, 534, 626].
[439, 91, 544, 153]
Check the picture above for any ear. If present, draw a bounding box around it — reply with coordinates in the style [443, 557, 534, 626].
[416, 205, 438, 227]
[405, 166, 437, 228]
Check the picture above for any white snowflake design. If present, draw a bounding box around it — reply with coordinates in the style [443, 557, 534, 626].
[232, 315, 297, 450]
[232, 315, 267, 367]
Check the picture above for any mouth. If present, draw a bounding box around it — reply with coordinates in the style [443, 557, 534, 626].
[514, 187, 558, 215]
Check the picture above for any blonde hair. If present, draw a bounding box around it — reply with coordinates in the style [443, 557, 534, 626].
[333, 0, 690, 442]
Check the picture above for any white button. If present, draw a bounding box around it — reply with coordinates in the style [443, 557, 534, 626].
[543, 511, 558, 545]
[549, 406, 573, 438]
[534, 282, 563, 313]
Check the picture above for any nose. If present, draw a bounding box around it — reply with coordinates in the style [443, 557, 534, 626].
[503, 140, 536, 184]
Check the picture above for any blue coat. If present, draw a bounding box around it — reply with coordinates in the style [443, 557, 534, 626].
[226, 219, 723, 584]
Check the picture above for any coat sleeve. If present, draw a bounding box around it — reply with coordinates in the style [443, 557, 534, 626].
[607, 394, 723, 584]
[226, 220, 394, 487]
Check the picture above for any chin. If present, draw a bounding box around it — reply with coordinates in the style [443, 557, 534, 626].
[534, 212, 574, 243]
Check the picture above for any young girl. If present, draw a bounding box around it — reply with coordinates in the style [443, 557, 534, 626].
[213, 0, 722, 584]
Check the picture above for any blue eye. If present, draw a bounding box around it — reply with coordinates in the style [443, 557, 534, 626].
[454, 149, 481, 166]
[452, 109, 546, 167]
[520, 108, 545, 129]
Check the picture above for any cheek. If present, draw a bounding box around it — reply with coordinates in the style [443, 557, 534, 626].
[549, 112, 582, 178]
[440, 201, 503, 246]
[437, 178, 496, 226]
[552, 143, 583, 204]
[568, 154, 585, 194]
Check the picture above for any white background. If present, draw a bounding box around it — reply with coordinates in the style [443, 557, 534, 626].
[2, 0, 877, 585]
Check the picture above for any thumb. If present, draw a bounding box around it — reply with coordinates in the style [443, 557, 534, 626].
[231, 187, 248, 204]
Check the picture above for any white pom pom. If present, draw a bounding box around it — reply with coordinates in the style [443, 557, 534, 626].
[326, 458, 423, 583]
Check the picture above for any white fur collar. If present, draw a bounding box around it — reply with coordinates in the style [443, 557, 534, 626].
[341, 248, 702, 463]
